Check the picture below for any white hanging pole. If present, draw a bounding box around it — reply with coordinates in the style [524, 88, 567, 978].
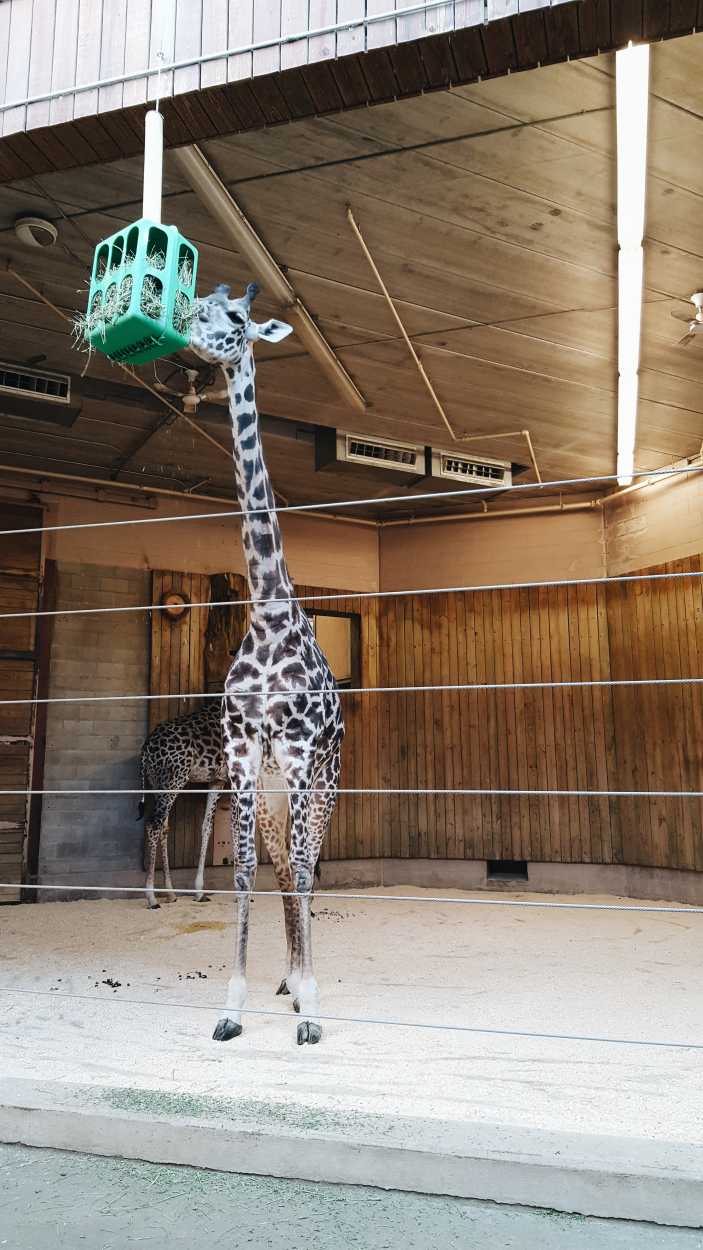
[142, 109, 164, 223]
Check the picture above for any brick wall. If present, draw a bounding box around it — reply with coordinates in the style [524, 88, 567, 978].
[39, 562, 149, 885]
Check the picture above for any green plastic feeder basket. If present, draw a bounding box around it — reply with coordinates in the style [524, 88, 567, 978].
[85, 219, 198, 365]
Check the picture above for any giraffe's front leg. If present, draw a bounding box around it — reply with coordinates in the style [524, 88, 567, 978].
[213, 758, 259, 1042]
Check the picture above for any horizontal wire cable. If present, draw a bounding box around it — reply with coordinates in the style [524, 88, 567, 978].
[5, 567, 703, 625]
[3, 463, 702, 540]
[6, 786, 703, 797]
[6, 882, 703, 913]
[1, 985, 700, 1051]
[3, 675, 703, 709]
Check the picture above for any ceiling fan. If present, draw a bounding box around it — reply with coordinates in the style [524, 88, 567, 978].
[152, 362, 217, 413]
[671, 292, 703, 346]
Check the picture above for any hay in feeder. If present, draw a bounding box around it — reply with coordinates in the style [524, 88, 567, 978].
[72, 252, 195, 353]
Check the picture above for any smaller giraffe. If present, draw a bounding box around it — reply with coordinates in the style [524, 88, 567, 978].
[138, 698, 321, 908]
[138, 700, 226, 908]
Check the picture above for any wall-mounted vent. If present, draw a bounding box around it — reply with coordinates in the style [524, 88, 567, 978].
[428, 448, 512, 488]
[315, 427, 425, 482]
[316, 428, 521, 496]
[344, 434, 424, 472]
[0, 363, 80, 427]
[0, 363, 70, 404]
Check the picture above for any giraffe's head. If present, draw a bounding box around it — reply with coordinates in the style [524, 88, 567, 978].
[189, 281, 292, 370]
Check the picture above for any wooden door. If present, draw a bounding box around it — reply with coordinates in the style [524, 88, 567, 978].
[0, 503, 43, 901]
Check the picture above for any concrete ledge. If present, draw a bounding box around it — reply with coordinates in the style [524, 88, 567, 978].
[38, 857, 703, 905]
[0, 1080, 701, 1228]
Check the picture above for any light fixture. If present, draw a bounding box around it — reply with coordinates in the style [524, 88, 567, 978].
[14, 215, 58, 248]
[615, 42, 650, 485]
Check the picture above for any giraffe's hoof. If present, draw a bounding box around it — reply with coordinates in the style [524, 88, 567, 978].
[195, 895, 211, 904]
[275, 979, 290, 996]
[297, 1021, 322, 1046]
[147, 903, 161, 910]
[293, 998, 301, 1014]
[212, 1017, 242, 1042]
[163, 896, 178, 905]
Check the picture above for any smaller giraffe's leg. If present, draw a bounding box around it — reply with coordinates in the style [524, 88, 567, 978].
[159, 828, 177, 903]
[143, 783, 184, 908]
[257, 769, 297, 998]
[194, 789, 219, 902]
[144, 824, 160, 909]
[213, 755, 259, 1042]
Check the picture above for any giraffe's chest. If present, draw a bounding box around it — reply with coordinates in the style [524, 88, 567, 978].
[225, 626, 343, 746]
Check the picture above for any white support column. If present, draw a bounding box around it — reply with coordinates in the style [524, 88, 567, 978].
[142, 109, 164, 223]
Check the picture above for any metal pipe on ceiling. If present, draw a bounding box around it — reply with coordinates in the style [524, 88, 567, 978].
[170, 145, 367, 415]
[379, 500, 600, 528]
[0, 462, 377, 528]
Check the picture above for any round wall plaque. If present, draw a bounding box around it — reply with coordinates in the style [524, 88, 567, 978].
[159, 589, 190, 621]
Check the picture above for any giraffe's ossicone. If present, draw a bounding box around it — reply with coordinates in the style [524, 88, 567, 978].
[190, 282, 344, 1046]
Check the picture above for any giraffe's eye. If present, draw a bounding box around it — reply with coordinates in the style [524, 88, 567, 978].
[227, 310, 244, 325]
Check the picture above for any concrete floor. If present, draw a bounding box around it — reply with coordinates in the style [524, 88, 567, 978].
[1, 1142, 702, 1250]
[1, 888, 701, 1138]
[1, 888, 702, 1223]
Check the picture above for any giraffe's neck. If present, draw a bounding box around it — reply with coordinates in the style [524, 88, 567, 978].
[225, 353, 295, 626]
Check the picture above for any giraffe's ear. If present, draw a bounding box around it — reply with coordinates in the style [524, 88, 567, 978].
[247, 318, 293, 343]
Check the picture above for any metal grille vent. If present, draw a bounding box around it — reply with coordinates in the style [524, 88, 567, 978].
[344, 435, 424, 472]
[0, 363, 70, 404]
[432, 450, 512, 486]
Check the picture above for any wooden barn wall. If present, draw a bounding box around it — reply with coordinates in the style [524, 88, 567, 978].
[146, 560, 703, 875]
[294, 584, 381, 867]
[377, 556, 703, 872]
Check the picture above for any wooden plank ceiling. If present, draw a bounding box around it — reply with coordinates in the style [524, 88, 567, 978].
[0, 34, 702, 519]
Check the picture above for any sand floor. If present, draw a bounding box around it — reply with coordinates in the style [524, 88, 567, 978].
[0, 887, 701, 1142]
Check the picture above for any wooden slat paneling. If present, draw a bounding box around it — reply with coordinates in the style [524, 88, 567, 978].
[133, 556, 703, 877]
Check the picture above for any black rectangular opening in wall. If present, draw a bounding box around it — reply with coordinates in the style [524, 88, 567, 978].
[487, 859, 529, 881]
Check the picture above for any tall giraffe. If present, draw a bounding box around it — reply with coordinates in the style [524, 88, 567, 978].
[190, 282, 344, 1046]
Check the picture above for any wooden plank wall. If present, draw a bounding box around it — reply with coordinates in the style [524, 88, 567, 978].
[295, 584, 382, 865]
[377, 557, 703, 872]
[144, 560, 703, 875]
[606, 555, 703, 873]
[378, 581, 616, 866]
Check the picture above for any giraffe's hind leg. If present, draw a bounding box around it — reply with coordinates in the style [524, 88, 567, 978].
[143, 779, 185, 908]
[194, 789, 220, 902]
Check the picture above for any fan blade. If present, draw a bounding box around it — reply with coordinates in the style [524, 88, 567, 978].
[671, 310, 694, 323]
